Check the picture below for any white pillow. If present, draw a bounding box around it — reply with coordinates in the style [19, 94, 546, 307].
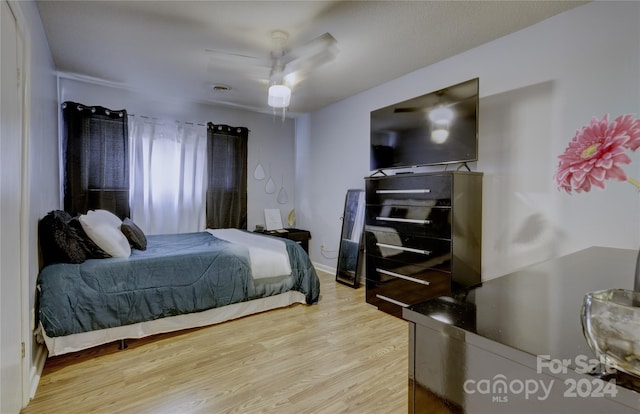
[79, 212, 131, 258]
[88, 209, 122, 228]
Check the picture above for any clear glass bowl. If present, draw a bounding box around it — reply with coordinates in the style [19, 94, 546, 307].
[581, 289, 640, 377]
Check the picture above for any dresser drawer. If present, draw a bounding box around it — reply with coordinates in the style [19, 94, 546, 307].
[365, 206, 451, 238]
[366, 275, 451, 318]
[365, 231, 451, 262]
[366, 254, 451, 281]
[366, 174, 452, 205]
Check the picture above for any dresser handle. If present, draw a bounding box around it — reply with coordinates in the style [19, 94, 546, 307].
[376, 294, 410, 307]
[376, 268, 431, 285]
[376, 243, 432, 256]
[376, 189, 431, 194]
[376, 216, 431, 225]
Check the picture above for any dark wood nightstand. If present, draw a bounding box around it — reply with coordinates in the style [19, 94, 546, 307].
[255, 228, 311, 254]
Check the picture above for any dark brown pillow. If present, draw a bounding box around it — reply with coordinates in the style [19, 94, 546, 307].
[38, 210, 111, 267]
[120, 217, 147, 250]
[68, 217, 112, 259]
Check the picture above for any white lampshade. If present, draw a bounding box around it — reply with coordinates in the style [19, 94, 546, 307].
[430, 128, 449, 144]
[428, 106, 454, 123]
[268, 85, 291, 108]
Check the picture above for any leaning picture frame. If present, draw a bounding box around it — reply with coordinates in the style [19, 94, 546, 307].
[264, 208, 283, 230]
[335, 189, 365, 288]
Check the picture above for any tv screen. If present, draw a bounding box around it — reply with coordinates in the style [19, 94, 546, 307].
[370, 77, 479, 171]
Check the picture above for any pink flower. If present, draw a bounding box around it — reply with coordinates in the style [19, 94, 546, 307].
[555, 114, 634, 193]
[612, 114, 640, 152]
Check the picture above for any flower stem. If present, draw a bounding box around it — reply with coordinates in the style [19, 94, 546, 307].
[629, 177, 640, 190]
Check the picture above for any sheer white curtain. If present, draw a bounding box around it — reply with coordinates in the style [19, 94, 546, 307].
[129, 117, 207, 235]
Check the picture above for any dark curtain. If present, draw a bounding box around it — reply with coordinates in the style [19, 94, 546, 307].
[206, 123, 248, 229]
[62, 101, 129, 219]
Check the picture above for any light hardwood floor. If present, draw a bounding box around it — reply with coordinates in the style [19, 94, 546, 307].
[22, 270, 408, 414]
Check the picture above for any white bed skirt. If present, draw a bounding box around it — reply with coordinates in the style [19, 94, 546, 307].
[42, 290, 306, 356]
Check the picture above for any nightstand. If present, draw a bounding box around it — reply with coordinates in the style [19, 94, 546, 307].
[255, 228, 311, 254]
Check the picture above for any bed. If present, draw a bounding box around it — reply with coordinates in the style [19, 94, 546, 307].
[36, 210, 320, 356]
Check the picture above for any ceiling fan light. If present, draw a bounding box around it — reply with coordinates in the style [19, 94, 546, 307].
[428, 106, 454, 123]
[268, 85, 291, 108]
[431, 128, 449, 144]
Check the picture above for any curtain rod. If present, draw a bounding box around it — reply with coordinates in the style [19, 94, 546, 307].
[127, 114, 250, 132]
[127, 113, 206, 127]
[62, 101, 126, 117]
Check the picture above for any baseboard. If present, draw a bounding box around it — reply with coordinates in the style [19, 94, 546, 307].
[29, 343, 48, 399]
[312, 262, 366, 287]
[312, 262, 335, 275]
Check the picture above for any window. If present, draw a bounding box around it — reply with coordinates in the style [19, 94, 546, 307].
[129, 118, 208, 234]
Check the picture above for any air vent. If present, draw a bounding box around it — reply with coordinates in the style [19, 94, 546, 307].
[211, 84, 232, 93]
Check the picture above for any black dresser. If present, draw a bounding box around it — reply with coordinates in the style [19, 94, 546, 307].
[364, 171, 482, 317]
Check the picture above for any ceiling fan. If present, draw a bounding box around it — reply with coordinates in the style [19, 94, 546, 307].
[206, 30, 338, 111]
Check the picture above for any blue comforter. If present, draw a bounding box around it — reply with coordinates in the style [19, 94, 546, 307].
[38, 232, 320, 338]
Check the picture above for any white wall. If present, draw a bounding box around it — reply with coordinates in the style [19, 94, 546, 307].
[299, 1, 640, 280]
[59, 79, 296, 231]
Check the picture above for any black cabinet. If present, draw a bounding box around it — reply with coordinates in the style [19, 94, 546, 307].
[255, 228, 311, 253]
[364, 171, 482, 317]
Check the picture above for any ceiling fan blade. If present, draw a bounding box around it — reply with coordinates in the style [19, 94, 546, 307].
[393, 101, 457, 114]
[206, 48, 271, 68]
[393, 107, 423, 113]
[281, 47, 337, 86]
[207, 61, 271, 82]
[281, 32, 337, 66]
[278, 34, 338, 86]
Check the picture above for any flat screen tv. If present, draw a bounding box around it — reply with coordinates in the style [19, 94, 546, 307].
[370, 77, 479, 171]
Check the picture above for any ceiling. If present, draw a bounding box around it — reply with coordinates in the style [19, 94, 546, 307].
[36, 0, 586, 116]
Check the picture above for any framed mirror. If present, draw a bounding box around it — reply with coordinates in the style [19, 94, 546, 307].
[336, 189, 365, 288]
